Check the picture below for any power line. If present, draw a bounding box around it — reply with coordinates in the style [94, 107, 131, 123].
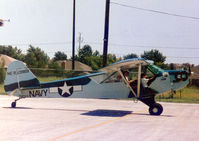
[109, 43, 199, 50]
[18, 49, 199, 59]
[83, 42, 199, 50]
[111, 52, 199, 59]
[1, 41, 199, 50]
[111, 2, 199, 20]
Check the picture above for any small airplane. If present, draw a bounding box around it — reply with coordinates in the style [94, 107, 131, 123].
[4, 58, 190, 115]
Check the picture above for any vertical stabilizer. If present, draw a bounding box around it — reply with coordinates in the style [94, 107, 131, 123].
[4, 61, 40, 94]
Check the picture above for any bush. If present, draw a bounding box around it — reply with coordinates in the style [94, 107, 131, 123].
[0, 59, 6, 83]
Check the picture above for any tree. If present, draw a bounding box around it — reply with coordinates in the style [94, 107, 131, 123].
[0, 58, 5, 83]
[77, 45, 93, 64]
[93, 50, 100, 56]
[123, 53, 138, 60]
[169, 63, 175, 70]
[79, 45, 92, 58]
[48, 61, 63, 69]
[24, 45, 49, 68]
[141, 49, 166, 66]
[53, 51, 67, 62]
[107, 54, 117, 65]
[0, 45, 25, 61]
[75, 45, 119, 70]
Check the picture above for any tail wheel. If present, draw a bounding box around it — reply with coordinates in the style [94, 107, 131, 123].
[149, 103, 163, 116]
[11, 102, 16, 108]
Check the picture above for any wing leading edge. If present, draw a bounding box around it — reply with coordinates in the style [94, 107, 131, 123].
[100, 58, 148, 73]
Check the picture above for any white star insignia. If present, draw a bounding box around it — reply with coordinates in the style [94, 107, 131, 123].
[59, 82, 72, 95]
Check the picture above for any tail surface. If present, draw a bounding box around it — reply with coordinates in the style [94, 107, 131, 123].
[4, 61, 40, 94]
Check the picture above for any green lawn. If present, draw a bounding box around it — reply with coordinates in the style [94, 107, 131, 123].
[37, 76, 67, 82]
[0, 84, 6, 95]
[156, 86, 199, 103]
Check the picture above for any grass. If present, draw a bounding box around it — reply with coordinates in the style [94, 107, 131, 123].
[0, 84, 6, 95]
[37, 76, 66, 82]
[156, 86, 199, 103]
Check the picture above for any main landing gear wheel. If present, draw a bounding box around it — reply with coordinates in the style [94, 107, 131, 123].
[149, 103, 163, 116]
[11, 102, 16, 108]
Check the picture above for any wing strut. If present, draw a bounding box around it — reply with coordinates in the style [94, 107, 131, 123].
[118, 69, 138, 98]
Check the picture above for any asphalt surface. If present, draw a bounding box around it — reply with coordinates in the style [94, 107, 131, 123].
[0, 95, 199, 141]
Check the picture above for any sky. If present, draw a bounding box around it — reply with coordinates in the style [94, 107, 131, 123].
[0, 0, 199, 65]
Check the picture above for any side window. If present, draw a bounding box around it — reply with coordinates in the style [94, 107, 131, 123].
[103, 72, 122, 83]
[128, 68, 138, 80]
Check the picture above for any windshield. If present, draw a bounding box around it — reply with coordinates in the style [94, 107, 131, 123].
[147, 65, 164, 75]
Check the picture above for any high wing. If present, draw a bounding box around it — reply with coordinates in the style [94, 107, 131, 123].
[100, 58, 149, 73]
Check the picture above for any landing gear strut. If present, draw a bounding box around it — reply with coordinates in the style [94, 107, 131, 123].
[139, 96, 163, 116]
[11, 97, 23, 108]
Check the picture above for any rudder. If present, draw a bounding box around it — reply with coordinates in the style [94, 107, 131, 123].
[4, 61, 40, 94]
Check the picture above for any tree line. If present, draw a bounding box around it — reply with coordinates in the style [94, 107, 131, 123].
[0, 44, 169, 70]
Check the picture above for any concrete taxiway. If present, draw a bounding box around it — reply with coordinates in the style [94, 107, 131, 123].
[0, 95, 199, 141]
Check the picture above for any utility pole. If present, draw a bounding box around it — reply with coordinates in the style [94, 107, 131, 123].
[77, 32, 83, 56]
[103, 0, 110, 67]
[72, 0, 76, 70]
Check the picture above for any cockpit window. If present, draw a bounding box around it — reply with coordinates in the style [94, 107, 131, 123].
[144, 67, 154, 78]
[102, 72, 122, 83]
[100, 64, 162, 84]
[147, 65, 163, 75]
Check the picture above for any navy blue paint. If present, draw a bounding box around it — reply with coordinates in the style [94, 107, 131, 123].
[40, 77, 91, 88]
[58, 86, 74, 97]
[4, 78, 40, 92]
[165, 70, 188, 75]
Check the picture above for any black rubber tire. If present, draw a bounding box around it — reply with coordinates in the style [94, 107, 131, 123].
[149, 103, 163, 116]
[11, 102, 16, 108]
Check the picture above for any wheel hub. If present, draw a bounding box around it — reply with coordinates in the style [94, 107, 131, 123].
[152, 107, 158, 113]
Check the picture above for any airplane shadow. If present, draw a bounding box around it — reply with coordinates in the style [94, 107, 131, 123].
[81, 109, 132, 117]
[81, 110, 174, 117]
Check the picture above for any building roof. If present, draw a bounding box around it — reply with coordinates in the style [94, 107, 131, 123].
[0, 54, 17, 68]
[192, 65, 199, 79]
